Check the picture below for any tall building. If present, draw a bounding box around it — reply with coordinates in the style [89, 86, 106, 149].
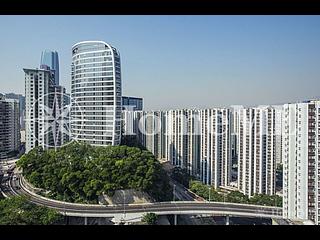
[185, 109, 201, 177]
[71, 41, 122, 146]
[123, 108, 231, 188]
[274, 105, 283, 166]
[0, 95, 20, 159]
[199, 108, 231, 187]
[166, 109, 189, 169]
[230, 106, 243, 182]
[24, 68, 68, 153]
[237, 106, 276, 197]
[5, 93, 25, 130]
[40, 50, 59, 85]
[122, 96, 143, 111]
[143, 111, 166, 160]
[282, 100, 320, 225]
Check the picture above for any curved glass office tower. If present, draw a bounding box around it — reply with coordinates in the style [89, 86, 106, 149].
[40, 50, 59, 85]
[70, 41, 122, 146]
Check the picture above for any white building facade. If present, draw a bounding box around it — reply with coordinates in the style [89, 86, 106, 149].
[282, 101, 320, 225]
[199, 109, 231, 188]
[24, 68, 68, 153]
[237, 106, 276, 197]
[71, 41, 122, 146]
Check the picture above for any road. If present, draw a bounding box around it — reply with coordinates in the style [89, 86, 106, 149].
[0, 171, 283, 220]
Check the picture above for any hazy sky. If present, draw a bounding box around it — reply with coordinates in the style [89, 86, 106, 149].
[1, 15, 320, 110]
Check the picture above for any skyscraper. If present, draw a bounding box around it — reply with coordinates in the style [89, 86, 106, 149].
[282, 100, 320, 225]
[0, 95, 20, 159]
[71, 41, 122, 146]
[40, 50, 59, 85]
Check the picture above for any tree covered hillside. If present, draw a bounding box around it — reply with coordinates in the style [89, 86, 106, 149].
[17, 142, 172, 204]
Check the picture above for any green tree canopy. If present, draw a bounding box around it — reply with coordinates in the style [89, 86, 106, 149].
[0, 196, 62, 225]
[17, 142, 172, 204]
[141, 212, 158, 225]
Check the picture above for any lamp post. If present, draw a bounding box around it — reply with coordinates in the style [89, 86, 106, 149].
[208, 187, 211, 202]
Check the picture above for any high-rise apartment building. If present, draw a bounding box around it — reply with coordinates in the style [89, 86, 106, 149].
[0, 96, 20, 159]
[40, 50, 59, 85]
[71, 41, 122, 146]
[166, 110, 189, 169]
[5, 93, 25, 130]
[274, 105, 283, 166]
[282, 100, 320, 225]
[199, 108, 231, 187]
[237, 106, 276, 197]
[24, 68, 68, 153]
[230, 106, 243, 182]
[123, 108, 231, 188]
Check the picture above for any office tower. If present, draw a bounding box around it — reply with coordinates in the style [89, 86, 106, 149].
[5, 93, 25, 130]
[282, 100, 320, 225]
[122, 96, 143, 111]
[71, 41, 122, 146]
[199, 108, 231, 188]
[237, 106, 276, 197]
[40, 50, 59, 85]
[0, 96, 20, 159]
[24, 68, 68, 153]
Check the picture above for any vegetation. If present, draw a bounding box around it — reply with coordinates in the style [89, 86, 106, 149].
[189, 180, 282, 207]
[171, 167, 195, 188]
[189, 180, 222, 202]
[225, 190, 249, 203]
[249, 194, 282, 206]
[141, 212, 158, 225]
[17, 142, 172, 204]
[0, 196, 62, 225]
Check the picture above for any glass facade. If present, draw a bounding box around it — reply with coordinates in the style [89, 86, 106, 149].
[40, 50, 59, 85]
[122, 96, 143, 111]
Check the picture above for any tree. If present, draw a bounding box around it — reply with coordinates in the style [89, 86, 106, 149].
[17, 142, 172, 204]
[189, 181, 222, 201]
[0, 196, 62, 225]
[249, 194, 282, 207]
[141, 213, 158, 225]
[225, 191, 249, 204]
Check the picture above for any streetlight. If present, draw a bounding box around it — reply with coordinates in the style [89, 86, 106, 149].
[208, 187, 211, 202]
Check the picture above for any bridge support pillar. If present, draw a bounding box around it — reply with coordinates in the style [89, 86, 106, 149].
[226, 215, 229, 225]
[174, 214, 178, 225]
[84, 216, 88, 225]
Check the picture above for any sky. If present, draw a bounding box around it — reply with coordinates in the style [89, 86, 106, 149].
[1, 15, 320, 110]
